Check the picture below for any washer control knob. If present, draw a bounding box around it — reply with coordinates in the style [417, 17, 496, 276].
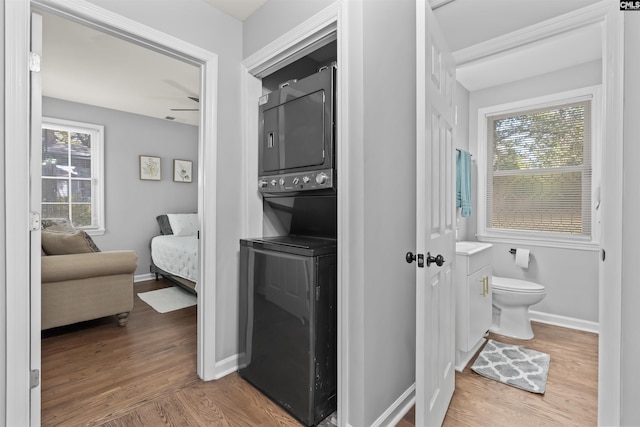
[315, 173, 329, 185]
[279, 178, 285, 186]
[259, 179, 268, 188]
[292, 177, 300, 185]
[270, 179, 277, 186]
[303, 176, 311, 184]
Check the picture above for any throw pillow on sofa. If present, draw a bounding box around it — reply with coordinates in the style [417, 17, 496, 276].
[41, 218, 76, 233]
[41, 230, 101, 255]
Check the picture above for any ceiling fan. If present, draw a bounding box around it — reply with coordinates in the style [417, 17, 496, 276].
[170, 96, 199, 111]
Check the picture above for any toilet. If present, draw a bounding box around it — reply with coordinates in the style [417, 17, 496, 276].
[490, 276, 546, 340]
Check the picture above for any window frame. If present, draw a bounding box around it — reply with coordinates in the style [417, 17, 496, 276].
[41, 117, 105, 235]
[476, 86, 601, 250]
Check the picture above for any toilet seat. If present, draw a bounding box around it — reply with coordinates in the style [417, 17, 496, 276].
[492, 276, 545, 294]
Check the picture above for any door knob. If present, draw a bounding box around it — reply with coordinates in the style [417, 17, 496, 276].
[426, 252, 445, 267]
[406, 252, 425, 268]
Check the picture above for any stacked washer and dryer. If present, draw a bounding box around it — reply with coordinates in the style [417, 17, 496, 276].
[238, 65, 338, 426]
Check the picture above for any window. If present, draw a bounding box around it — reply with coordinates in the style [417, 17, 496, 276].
[478, 88, 600, 245]
[41, 118, 104, 234]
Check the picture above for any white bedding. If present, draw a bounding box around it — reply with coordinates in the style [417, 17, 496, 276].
[151, 235, 198, 283]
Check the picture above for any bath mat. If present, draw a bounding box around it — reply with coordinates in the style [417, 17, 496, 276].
[137, 286, 197, 313]
[471, 339, 550, 394]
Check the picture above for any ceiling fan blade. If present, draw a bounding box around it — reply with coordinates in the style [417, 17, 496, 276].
[170, 108, 199, 111]
[188, 96, 200, 103]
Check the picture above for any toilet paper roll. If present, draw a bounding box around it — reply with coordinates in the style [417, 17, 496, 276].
[515, 248, 530, 269]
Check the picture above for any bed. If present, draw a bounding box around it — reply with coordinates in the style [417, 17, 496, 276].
[150, 213, 198, 294]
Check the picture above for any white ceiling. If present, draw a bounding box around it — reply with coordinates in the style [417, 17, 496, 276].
[454, 22, 602, 92]
[40, 1, 268, 127]
[42, 11, 202, 126]
[434, 0, 603, 91]
[200, 0, 268, 21]
[40, 0, 603, 127]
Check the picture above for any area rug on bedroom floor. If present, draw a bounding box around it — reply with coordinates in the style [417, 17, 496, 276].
[470, 339, 550, 394]
[137, 286, 197, 313]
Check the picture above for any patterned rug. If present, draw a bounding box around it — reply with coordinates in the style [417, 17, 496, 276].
[471, 339, 550, 394]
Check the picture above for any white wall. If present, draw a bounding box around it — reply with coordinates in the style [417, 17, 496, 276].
[466, 60, 602, 323]
[621, 11, 640, 426]
[43, 97, 199, 277]
[85, 0, 244, 362]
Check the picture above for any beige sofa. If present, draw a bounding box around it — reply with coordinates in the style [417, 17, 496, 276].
[40, 219, 138, 330]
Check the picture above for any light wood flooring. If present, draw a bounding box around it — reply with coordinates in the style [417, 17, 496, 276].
[42, 279, 597, 426]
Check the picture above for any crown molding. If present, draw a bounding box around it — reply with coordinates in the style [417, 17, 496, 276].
[453, 1, 610, 66]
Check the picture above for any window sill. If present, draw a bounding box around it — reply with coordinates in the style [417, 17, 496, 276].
[476, 233, 599, 252]
[82, 228, 105, 236]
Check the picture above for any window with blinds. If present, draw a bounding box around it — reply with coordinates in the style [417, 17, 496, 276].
[42, 117, 105, 233]
[486, 100, 592, 237]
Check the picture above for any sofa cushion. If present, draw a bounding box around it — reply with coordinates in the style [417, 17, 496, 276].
[41, 230, 101, 255]
[41, 251, 138, 282]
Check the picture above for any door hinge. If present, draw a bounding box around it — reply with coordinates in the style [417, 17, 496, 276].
[316, 286, 321, 301]
[30, 369, 40, 389]
[29, 52, 41, 73]
[30, 211, 41, 231]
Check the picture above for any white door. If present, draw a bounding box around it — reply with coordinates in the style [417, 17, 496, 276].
[29, 11, 44, 427]
[414, 1, 456, 425]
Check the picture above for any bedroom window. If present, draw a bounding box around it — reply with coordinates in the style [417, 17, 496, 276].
[41, 118, 105, 234]
[477, 87, 600, 246]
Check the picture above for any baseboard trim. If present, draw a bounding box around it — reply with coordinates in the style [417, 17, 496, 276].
[530, 310, 599, 334]
[134, 273, 155, 283]
[213, 354, 240, 380]
[371, 383, 415, 427]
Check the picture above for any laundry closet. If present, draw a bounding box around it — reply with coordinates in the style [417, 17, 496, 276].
[238, 39, 338, 427]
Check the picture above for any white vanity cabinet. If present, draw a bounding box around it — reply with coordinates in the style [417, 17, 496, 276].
[454, 241, 493, 372]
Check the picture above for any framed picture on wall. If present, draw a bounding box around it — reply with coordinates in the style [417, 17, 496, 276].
[140, 155, 161, 181]
[174, 159, 193, 183]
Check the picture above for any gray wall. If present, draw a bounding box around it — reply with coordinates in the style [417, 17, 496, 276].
[454, 82, 471, 240]
[360, 0, 416, 425]
[621, 12, 640, 426]
[84, 0, 245, 362]
[0, 0, 5, 422]
[43, 97, 199, 277]
[465, 60, 602, 323]
[243, 0, 335, 58]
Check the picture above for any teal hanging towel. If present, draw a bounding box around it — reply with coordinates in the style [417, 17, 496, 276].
[456, 149, 472, 217]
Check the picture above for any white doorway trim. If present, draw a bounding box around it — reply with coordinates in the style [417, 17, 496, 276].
[4, 1, 33, 425]
[5, 0, 219, 423]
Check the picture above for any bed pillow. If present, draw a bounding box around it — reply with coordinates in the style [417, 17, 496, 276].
[156, 215, 173, 235]
[41, 230, 101, 255]
[166, 213, 198, 237]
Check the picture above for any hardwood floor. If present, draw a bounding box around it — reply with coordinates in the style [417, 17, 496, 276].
[398, 323, 598, 427]
[42, 279, 597, 426]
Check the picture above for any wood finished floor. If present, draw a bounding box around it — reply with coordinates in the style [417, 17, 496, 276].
[42, 279, 597, 426]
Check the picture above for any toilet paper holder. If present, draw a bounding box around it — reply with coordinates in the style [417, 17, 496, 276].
[509, 248, 518, 254]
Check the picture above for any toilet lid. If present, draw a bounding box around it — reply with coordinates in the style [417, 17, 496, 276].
[492, 276, 545, 293]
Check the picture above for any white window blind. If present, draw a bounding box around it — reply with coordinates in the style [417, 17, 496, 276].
[42, 118, 105, 233]
[486, 100, 592, 237]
